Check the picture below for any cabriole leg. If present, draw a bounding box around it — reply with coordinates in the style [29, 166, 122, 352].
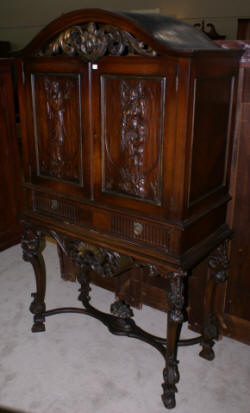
[199, 241, 229, 361]
[162, 271, 186, 409]
[21, 224, 46, 332]
[77, 263, 91, 307]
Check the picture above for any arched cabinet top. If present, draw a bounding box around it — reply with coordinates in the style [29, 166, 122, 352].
[17, 8, 219, 61]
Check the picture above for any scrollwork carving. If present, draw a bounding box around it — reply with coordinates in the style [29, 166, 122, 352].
[50, 233, 134, 306]
[40, 22, 157, 61]
[199, 241, 230, 360]
[167, 271, 186, 324]
[162, 356, 179, 409]
[50, 232, 134, 278]
[143, 264, 161, 277]
[208, 241, 229, 283]
[21, 225, 44, 262]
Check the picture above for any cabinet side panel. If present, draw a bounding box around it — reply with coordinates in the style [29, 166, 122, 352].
[101, 74, 165, 205]
[188, 75, 234, 206]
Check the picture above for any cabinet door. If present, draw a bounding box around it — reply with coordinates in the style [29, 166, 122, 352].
[20, 58, 91, 199]
[91, 57, 177, 217]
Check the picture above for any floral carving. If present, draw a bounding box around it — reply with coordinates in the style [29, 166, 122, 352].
[21, 226, 44, 262]
[167, 271, 186, 324]
[50, 233, 134, 278]
[118, 80, 147, 197]
[208, 240, 229, 283]
[40, 22, 157, 61]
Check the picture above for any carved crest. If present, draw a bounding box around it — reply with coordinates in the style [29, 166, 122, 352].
[39, 22, 157, 61]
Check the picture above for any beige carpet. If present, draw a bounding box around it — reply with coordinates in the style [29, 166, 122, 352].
[0, 241, 249, 413]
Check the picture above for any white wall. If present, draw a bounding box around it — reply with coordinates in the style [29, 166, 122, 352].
[0, 0, 249, 50]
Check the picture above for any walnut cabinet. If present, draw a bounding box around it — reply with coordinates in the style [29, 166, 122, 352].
[16, 9, 242, 409]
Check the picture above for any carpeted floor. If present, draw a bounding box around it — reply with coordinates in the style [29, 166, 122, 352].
[0, 241, 249, 413]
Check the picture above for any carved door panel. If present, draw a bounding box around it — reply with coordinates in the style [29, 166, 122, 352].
[92, 58, 177, 217]
[20, 58, 91, 198]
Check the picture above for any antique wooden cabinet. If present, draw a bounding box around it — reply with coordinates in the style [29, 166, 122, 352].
[0, 58, 22, 251]
[16, 9, 242, 409]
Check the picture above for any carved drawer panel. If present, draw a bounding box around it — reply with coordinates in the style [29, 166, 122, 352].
[111, 215, 169, 250]
[33, 193, 77, 222]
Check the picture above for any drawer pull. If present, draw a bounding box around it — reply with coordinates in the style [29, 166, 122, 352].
[51, 199, 58, 210]
[134, 222, 143, 236]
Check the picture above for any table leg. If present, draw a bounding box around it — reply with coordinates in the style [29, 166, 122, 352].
[199, 241, 229, 361]
[162, 271, 186, 409]
[21, 224, 46, 332]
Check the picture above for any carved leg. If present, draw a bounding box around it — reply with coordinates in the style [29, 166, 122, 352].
[199, 314, 217, 361]
[162, 271, 186, 409]
[77, 263, 91, 307]
[199, 241, 229, 361]
[21, 225, 46, 332]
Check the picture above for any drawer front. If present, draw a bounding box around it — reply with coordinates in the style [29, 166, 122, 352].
[111, 215, 169, 250]
[33, 193, 77, 222]
[31, 192, 170, 251]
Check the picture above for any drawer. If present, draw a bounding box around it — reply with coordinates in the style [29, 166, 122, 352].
[32, 193, 77, 222]
[111, 214, 169, 250]
[32, 192, 93, 226]
[32, 192, 170, 250]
